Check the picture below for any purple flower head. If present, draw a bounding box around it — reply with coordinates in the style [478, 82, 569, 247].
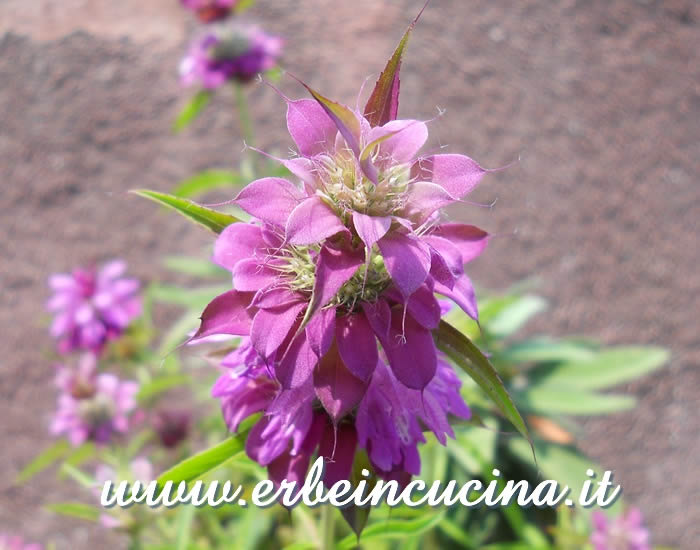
[591, 508, 651, 550]
[192, 9, 485, 482]
[50, 355, 140, 446]
[0, 535, 42, 550]
[47, 260, 142, 355]
[181, 0, 237, 23]
[179, 23, 282, 89]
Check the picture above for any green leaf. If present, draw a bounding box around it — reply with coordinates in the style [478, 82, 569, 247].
[16, 440, 71, 483]
[174, 91, 212, 133]
[163, 256, 229, 279]
[501, 338, 596, 364]
[175, 505, 197, 550]
[508, 438, 623, 516]
[132, 189, 240, 234]
[173, 170, 243, 198]
[363, 5, 425, 126]
[46, 501, 100, 522]
[149, 283, 230, 310]
[156, 419, 256, 489]
[438, 518, 476, 549]
[486, 295, 548, 338]
[434, 320, 531, 445]
[514, 386, 636, 415]
[61, 463, 96, 489]
[532, 346, 670, 390]
[138, 374, 191, 403]
[336, 513, 444, 550]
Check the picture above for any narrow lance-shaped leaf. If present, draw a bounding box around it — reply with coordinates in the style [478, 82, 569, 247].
[132, 189, 240, 234]
[156, 417, 257, 490]
[363, 1, 428, 126]
[173, 90, 212, 133]
[434, 320, 532, 448]
[46, 502, 101, 522]
[16, 440, 71, 484]
[173, 169, 243, 198]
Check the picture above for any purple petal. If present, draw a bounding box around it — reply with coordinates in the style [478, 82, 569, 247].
[286, 196, 348, 246]
[378, 233, 431, 298]
[318, 422, 358, 486]
[193, 290, 256, 340]
[286, 98, 337, 157]
[314, 344, 367, 422]
[385, 285, 441, 330]
[368, 119, 428, 165]
[276, 333, 317, 389]
[305, 307, 337, 358]
[312, 244, 364, 310]
[433, 223, 489, 264]
[352, 212, 391, 250]
[434, 275, 479, 320]
[336, 312, 378, 382]
[383, 309, 437, 390]
[412, 154, 486, 198]
[251, 287, 302, 309]
[424, 235, 464, 276]
[401, 182, 456, 223]
[232, 258, 282, 291]
[427, 244, 456, 289]
[213, 223, 265, 271]
[251, 301, 306, 359]
[235, 178, 304, 227]
[268, 452, 311, 486]
[361, 299, 392, 341]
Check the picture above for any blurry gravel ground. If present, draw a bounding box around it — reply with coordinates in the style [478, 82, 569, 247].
[1, 0, 698, 547]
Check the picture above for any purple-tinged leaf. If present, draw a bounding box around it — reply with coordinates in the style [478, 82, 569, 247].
[336, 312, 378, 381]
[286, 196, 348, 245]
[314, 344, 367, 423]
[433, 223, 489, 264]
[306, 307, 337, 358]
[192, 290, 256, 340]
[286, 98, 337, 157]
[234, 177, 304, 227]
[367, 119, 429, 164]
[401, 182, 456, 224]
[276, 333, 317, 389]
[378, 232, 431, 298]
[434, 275, 479, 320]
[232, 258, 282, 291]
[318, 421, 358, 486]
[412, 154, 486, 198]
[300, 82, 362, 157]
[352, 212, 392, 250]
[361, 299, 392, 341]
[383, 309, 437, 390]
[363, 5, 427, 127]
[213, 223, 264, 271]
[251, 301, 306, 359]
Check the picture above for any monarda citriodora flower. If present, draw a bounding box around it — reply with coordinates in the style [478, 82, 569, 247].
[46, 260, 142, 355]
[50, 354, 140, 446]
[179, 23, 282, 89]
[181, 0, 238, 23]
[192, 12, 490, 483]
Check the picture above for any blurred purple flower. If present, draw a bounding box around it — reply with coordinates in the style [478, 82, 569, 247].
[591, 508, 651, 550]
[179, 23, 282, 89]
[0, 535, 42, 550]
[47, 260, 141, 355]
[153, 409, 191, 448]
[50, 355, 140, 446]
[181, 0, 238, 23]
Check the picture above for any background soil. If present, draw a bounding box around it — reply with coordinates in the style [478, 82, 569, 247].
[1, 0, 698, 547]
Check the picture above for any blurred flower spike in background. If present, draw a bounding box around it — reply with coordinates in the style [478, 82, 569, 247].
[49, 354, 140, 446]
[181, 0, 239, 23]
[179, 23, 282, 89]
[591, 508, 651, 550]
[46, 260, 142, 355]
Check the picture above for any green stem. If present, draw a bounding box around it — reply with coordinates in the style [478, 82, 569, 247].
[320, 505, 335, 550]
[234, 82, 256, 179]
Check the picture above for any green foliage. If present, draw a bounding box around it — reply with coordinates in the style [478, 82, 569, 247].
[132, 189, 240, 234]
[174, 91, 212, 133]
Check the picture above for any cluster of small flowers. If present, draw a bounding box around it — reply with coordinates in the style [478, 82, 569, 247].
[591, 508, 651, 550]
[179, 0, 282, 89]
[46, 260, 142, 447]
[190, 51, 493, 484]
